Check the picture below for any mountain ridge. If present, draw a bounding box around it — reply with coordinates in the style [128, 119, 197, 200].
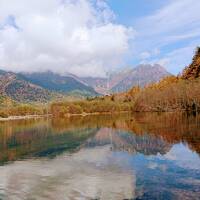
[0, 70, 99, 103]
[0, 63, 171, 102]
[20, 71, 99, 97]
[81, 64, 171, 94]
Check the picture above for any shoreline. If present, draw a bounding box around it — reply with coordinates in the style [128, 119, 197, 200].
[0, 114, 52, 121]
[62, 111, 130, 117]
[0, 111, 131, 121]
[0, 110, 194, 122]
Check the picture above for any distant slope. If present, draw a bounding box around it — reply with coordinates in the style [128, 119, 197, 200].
[81, 65, 171, 94]
[111, 64, 171, 92]
[0, 70, 52, 102]
[81, 69, 134, 95]
[108, 68, 133, 89]
[21, 71, 99, 97]
[80, 77, 108, 95]
[81, 69, 133, 94]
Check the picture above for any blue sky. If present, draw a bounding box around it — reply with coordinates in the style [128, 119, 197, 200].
[107, 0, 167, 26]
[0, 0, 200, 76]
[106, 0, 200, 74]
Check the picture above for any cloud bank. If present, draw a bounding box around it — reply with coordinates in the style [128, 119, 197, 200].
[0, 0, 134, 77]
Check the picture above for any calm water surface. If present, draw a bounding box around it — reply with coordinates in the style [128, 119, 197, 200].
[0, 113, 199, 200]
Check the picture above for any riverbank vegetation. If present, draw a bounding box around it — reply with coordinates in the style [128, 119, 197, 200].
[50, 98, 132, 117]
[133, 76, 200, 112]
[1, 47, 200, 118]
[133, 47, 200, 112]
[0, 96, 49, 118]
[50, 47, 200, 116]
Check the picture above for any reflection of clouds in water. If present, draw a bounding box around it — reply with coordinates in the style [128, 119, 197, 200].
[147, 162, 167, 172]
[180, 178, 200, 185]
[0, 146, 135, 200]
[148, 162, 158, 169]
[164, 144, 200, 170]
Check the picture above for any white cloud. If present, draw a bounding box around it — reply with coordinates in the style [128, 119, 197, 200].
[0, 0, 134, 77]
[164, 144, 200, 170]
[139, 51, 151, 60]
[138, 0, 200, 40]
[134, 0, 200, 73]
[139, 48, 160, 62]
[151, 43, 200, 74]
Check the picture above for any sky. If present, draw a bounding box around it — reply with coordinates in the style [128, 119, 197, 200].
[0, 0, 200, 77]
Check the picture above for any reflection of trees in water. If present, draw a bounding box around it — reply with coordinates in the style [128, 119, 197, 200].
[113, 131, 172, 155]
[0, 118, 98, 164]
[54, 112, 200, 155]
[0, 112, 199, 164]
[86, 128, 172, 155]
[131, 112, 200, 155]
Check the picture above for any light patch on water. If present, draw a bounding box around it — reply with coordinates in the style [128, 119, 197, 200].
[164, 143, 200, 170]
[0, 145, 135, 200]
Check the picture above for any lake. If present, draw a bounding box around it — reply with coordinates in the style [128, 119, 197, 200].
[0, 113, 199, 200]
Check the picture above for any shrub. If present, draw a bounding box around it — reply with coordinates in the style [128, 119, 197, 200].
[0, 111, 9, 118]
[50, 99, 133, 117]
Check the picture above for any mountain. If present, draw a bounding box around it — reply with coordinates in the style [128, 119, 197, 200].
[0, 70, 52, 102]
[181, 47, 200, 79]
[80, 69, 132, 94]
[0, 63, 170, 102]
[109, 69, 132, 89]
[0, 70, 99, 103]
[111, 64, 171, 92]
[80, 77, 108, 95]
[21, 71, 99, 97]
[81, 64, 171, 94]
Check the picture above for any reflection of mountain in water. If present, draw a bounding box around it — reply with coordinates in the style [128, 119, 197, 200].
[86, 128, 172, 155]
[0, 112, 199, 165]
[51, 112, 200, 155]
[0, 113, 199, 200]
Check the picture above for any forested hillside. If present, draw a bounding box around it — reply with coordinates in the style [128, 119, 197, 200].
[51, 47, 200, 116]
[133, 47, 200, 112]
[0, 70, 52, 102]
[181, 47, 200, 79]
